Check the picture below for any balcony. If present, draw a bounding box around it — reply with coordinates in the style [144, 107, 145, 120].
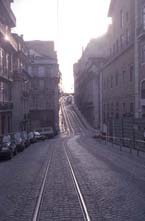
[22, 91, 29, 98]
[1, 0, 16, 28]
[0, 21, 17, 51]
[0, 102, 13, 111]
[137, 25, 145, 39]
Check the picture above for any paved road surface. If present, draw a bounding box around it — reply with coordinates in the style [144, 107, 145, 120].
[0, 101, 145, 220]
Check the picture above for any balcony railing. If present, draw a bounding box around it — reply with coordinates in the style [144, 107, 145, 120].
[22, 91, 29, 98]
[0, 102, 13, 110]
[0, 21, 17, 51]
[137, 24, 145, 38]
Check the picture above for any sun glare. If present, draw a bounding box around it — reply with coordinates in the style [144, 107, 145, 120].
[5, 35, 9, 41]
[12, 0, 111, 92]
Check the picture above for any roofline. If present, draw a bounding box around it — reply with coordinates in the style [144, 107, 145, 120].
[108, 0, 115, 16]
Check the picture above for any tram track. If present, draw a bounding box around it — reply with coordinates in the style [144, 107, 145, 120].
[61, 98, 92, 220]
[30, 122, 91, 221]
[31, 139, 91, 221]
[32, 147, 54, 221]
[67, 109, 84, 134]
[64, 142, 91, 221]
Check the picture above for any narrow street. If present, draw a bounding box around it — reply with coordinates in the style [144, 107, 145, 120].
[0, 99, 145, 221]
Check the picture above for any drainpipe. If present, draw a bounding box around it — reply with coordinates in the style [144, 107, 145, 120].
[134, 0, 140, 118]
[100, 70, 103, 131]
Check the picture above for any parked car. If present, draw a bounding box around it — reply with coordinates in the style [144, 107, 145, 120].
[14, 132, 25, 152]
[28, 132, 36, 144]
[34, 131, 46, 141]
[0, 135, 17, 160]
[37, 127, 54, 139]
[21, 131, 30, 147]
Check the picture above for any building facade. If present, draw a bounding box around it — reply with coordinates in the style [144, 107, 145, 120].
[73, 0, 145, 131]
[12, 34, 31, 132]
[0, 0, 17, 135]
[26, 41, 60, 134]
[102, 0, 135, 125]
[136, 0, 145, 117]
[74, 38, 107, 128]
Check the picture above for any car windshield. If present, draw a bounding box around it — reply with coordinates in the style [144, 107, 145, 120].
[28, 132, 33, 138]
[34, 132, 40, 135]
[2, 135, 10, 143]
[22, 132, 27, 138]
[14, 133, 21, 139]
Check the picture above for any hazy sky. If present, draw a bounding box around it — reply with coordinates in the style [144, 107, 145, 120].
[12, 0, 111, 92]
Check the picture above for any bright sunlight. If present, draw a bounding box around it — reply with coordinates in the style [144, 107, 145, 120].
[12, 0, 111, 92]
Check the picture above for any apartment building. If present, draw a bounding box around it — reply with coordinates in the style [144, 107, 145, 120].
[26, 41, 60, 134]
[102, 0, 135, 124]
[12, 34, 31, 132]
[0, 0, 17, 135]
[74, 37, 108, 128]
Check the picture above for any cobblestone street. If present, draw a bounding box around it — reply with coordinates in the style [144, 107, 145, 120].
[0, 102, 145, 220]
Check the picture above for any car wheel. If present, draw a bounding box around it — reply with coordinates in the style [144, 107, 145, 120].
[8, 151, 13, 160]
[14, 148, 17, 156]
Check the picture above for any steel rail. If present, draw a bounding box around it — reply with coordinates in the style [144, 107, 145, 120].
[71, 106, 87, 131]
[64, 144, 91, 221]
[65, 107, 75, 136]
[61, 101, 71, 135]
[32, 150, 53, 221]
[62, 101, 75, 136]
[68, 109, 83, 134]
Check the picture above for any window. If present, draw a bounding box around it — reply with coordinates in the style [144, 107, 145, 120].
[141, 81, 145, 99]
[39, 79, 44, 89]
[103, 104, 106, 122]
[120, 35, 123, 49]
[111, 103, 114, 117]
[107, 103, 110, 119]
[142, 45, 145, 63]
[38, 66, 45, 75]
[113, 43, 115, 55]
[126, 12, 129, 22]
[120, 35, 125, 49]
[104, 104, 106, 112]
[111, 75, 113, 88]
[115, 72, 118, 86]
[130, 103, 134, 113]
[126, 29, 130, 45]
[116, 102, 119, 118]
[32, 66, 38, 74]
[107, 76, 109, 88]
[122, 70, 126, 82]
[120, 10, 124, 28]
[0, 48, 2, 71]
[142, 5, 145, 30]
[130, 65, 133, 82]
[123, 102, 126, 113]
[0, 81, 4, 102]
[116, 40, 119, 52]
